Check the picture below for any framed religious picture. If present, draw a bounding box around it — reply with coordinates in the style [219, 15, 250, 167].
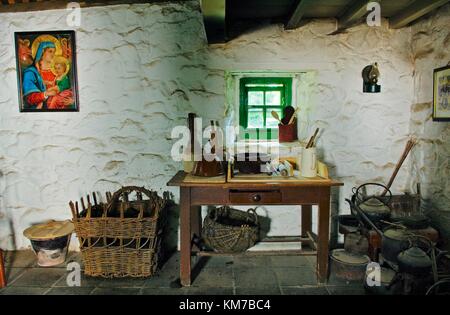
[433, 64, 450, 121]
[14, 30, 79, 112]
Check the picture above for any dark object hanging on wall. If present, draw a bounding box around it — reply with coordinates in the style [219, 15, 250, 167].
[202, 206, 259, 253]
[362, 62, 381, 93]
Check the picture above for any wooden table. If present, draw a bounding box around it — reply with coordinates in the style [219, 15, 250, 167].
[167, 171, 343, 286]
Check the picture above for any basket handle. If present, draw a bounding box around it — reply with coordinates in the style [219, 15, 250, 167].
[247, 208, 258, 225]
[104, 186, 163, 218]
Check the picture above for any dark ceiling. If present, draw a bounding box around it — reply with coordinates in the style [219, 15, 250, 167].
[1, 0, 449, 43]
[204, 0, 450, 43]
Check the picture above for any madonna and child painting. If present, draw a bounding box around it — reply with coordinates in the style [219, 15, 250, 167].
[15, 31, 79, 112]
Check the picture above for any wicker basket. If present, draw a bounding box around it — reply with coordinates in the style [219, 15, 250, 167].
[69, 186, 167, 278]
[202, 206, 259, 253]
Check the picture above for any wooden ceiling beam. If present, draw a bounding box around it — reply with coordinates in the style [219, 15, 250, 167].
[0, 0, 175, 13]
[285, 0, 314, 30]
[201, 0, 226, 43]
[337, 0, 372, 30]
[389, 0, 450, 29]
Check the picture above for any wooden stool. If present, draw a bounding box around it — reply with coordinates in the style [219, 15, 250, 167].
[0, 249, 6, 288]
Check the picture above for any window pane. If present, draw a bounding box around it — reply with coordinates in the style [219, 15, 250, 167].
[248, 91, 264, 105]
[265, 91, 281, 105]
[248, 108, 264, 128]
[266, 108, 282, 128]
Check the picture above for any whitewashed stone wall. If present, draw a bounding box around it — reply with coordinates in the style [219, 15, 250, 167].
[409, 4, 450, 212]
[0, 1, 446, 250]
[0, 1, 207, 250]
[408, 5, 450, 247]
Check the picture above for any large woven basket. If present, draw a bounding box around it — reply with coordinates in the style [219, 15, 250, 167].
[69, 186, 167, 278]
[202, 206, 259, 253]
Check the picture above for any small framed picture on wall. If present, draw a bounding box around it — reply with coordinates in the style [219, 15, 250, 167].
[14, 30, 79, 112]
[433, 64, 450, 121]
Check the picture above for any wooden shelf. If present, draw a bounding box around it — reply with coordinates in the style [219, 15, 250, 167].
[195, 235, 317, 257]
[196, 249, 317, 257]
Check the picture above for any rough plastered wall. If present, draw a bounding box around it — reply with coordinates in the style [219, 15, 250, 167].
[0, 1, 208, 250]
[0, 0, 417, 250]
[207, 19, 414, 241]
[409, 4, 450, 211]
[408, 4, 450, 246]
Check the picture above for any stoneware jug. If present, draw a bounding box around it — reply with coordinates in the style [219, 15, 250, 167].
[300, 147, 317, 178]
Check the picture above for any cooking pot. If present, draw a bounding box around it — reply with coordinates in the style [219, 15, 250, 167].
[344, 232, 369, 255]
[329, 249, 371, 283]
[338, 214, 360, 235]
[399, 214, 431, 230]
[346, 198, 410, 264]
[382, 227, 411, 264]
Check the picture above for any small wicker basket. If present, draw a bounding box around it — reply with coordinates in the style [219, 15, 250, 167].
[202, 206, 259, 253]
[69, 186, 167, 278]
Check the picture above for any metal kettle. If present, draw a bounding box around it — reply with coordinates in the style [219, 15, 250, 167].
[352, 183, 392, 224]
[397, 246, 432, 275]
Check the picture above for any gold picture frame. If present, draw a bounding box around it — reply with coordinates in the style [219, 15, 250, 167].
[433, 64, 450, 121]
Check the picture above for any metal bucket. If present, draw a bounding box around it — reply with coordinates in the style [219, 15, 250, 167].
[329, 249, 371, 282]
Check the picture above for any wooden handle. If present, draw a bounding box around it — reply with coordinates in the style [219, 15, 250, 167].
[306, 128, 319, 149]
[271, 111, 282, 124]
[0, 249, 6, 288]
[381, 139, 417, 196]
[288, 108, 300, 125]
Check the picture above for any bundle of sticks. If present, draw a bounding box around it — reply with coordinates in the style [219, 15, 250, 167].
[381, 137, 418, 196]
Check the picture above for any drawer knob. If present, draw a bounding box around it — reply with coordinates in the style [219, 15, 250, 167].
[252, 194, 261, 202]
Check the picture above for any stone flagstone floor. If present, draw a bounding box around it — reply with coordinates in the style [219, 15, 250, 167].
[0, 250, 366, 295]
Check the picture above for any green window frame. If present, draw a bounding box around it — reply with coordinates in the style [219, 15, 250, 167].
[239, 77, 292, 140]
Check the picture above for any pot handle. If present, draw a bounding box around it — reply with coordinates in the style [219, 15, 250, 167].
[355, 182, 393, 205]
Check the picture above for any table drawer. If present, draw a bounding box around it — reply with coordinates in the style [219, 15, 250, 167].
[229, 189, 282, 204]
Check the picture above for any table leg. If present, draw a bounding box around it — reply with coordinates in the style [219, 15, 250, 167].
[191, 205, 202, 252]
[0, 249, 6, 288]
[317, 187, 331, 284]
[180, 187, 192, 286]
[301, 205, 312, 237]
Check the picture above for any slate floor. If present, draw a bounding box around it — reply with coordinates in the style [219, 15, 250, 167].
[0, 250, 366, 295]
